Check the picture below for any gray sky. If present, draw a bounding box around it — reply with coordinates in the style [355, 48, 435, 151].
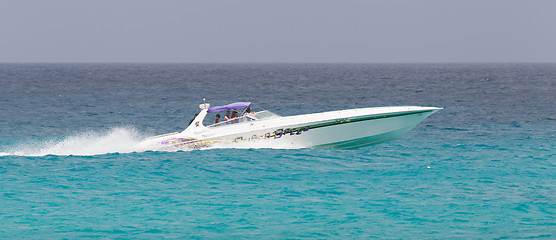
[1, 0, 555, 63]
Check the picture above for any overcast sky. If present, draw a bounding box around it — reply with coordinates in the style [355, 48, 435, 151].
[1, 0, 555, 63]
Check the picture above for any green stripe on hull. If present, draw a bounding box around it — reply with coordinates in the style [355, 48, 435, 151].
[307, 110, 434, 130]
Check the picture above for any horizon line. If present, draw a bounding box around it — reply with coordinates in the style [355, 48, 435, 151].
[1, 61, 555, 65]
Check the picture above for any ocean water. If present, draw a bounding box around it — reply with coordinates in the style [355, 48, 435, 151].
[0, 63, 554, 239]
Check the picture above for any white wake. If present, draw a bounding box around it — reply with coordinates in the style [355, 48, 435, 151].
[0, 127, 148, 156]
[0, 127, 304, 157]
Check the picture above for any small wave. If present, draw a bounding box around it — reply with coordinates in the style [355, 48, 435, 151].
[441, 127, 470, 132]
[1, 127, 149, 156]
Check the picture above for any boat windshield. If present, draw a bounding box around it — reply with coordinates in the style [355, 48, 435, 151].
[250, 110, 281, 120]
[207, 110, 280, 128]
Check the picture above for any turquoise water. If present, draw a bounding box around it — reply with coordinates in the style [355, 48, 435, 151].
[0, 64, 554, 238]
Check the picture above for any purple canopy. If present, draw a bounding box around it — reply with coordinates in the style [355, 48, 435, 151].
[207, 102, 251, 113]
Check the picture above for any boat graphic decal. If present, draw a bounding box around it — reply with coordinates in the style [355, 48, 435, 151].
[272, 126, 310, 138]
[160, 137, 197, 145]
[161, 138, 228, 150]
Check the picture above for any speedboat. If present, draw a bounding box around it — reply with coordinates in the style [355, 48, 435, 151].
[137, 101, 441, 151]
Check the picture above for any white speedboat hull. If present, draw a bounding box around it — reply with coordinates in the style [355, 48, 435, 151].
[137, 105, 441, 151]
[276, 108, 438, 149]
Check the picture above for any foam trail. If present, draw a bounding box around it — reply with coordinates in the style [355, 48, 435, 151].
[0, 127, 304, 156]
[1, 127, 149, 156]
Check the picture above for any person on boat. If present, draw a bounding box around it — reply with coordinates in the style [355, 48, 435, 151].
[224, 110, 231, 121]
[189, 113, 199, 125]
[214, 114, 220, 124]
[231, 111, 239, 123]
[244, 107, 255, 115]
[242, 107, 257, 121]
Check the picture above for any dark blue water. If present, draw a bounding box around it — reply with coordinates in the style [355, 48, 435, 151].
[0, 64, 554, 238]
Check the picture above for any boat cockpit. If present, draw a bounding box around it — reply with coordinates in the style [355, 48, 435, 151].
[202, 102, 280, 128]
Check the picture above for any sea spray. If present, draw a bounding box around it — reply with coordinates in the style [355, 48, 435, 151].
[1, 127, 148, 156]
[0, 127, 303, 156]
